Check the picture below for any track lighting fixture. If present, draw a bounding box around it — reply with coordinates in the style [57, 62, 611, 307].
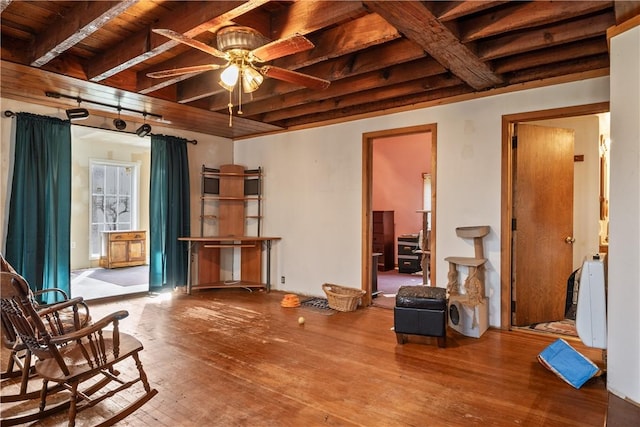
[113, 107, 126, 130]
[136, 113, 152, 137]
[66, 107, 89, 120]
[136, 123, 151, 137]
[45, 91, 163, 123]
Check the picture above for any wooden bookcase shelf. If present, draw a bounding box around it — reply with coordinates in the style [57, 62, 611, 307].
[182, 164, 279, 294]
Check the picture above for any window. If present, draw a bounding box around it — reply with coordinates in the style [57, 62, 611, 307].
[89, 160, 139, 259]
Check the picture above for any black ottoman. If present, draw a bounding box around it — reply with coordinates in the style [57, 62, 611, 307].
[394, 286, 448, 347]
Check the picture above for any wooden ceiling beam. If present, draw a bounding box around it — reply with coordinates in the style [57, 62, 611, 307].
[614, 1, 640, 23]
[30, 0, 139, 67]
[504, 54, 610, 84]
[364, 0, 503, 90]
[279, 84, 473, 129]
[477, 13, 616, 61]
[429, 1, 510, 21]
[459, 1, 613, 42]
[275, 12, 400, 70]
[493, 39, 609, 74]
[86, 0, 268, 82]
[260, 73, 461, 123]
[236, 58, 447, 118]
[269, 0, 367, 40]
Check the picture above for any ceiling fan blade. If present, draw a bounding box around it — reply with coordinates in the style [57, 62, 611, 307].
[251, 34, 314, 62]
[261, 66, 330, 90]
[153, 28, 227, 59]
[146, 64, 225, 79]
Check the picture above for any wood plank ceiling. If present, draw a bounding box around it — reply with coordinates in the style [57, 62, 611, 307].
[1, 1, 638, 139]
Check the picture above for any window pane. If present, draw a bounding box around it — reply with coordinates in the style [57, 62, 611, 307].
[92, 165, 105, 194]
[119, 167, 132, 195]
[118, 196, 131, 224]
[105, 167, 118, 194]
[91, 195, 105, 224]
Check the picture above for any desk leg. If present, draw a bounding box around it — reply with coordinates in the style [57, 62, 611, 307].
[265, 240, 272, 293]
[186, 242, 193, 295]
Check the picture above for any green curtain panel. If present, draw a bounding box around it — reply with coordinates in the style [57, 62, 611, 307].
[5, 113, 71, 303]
[149, 134, 191, 289]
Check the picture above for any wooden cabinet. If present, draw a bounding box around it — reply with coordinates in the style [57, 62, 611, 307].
[100, 230, 146, 269]
[373, 210, 394, 271]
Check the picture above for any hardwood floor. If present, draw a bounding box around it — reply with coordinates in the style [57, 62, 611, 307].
[1, 288, 608, 426]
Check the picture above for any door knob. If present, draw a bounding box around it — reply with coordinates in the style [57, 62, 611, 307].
[565, 236, 576, 244]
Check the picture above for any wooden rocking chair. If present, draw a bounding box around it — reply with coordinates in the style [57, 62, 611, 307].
[1, 255, 91, 406]
[1, 271, 157, 426]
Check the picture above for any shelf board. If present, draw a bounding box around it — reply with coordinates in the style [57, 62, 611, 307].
[201, 196, 261, 201]
[202, 172, 261, 177]
[190, 280, 267, 290]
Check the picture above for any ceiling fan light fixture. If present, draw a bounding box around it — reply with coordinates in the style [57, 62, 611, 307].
[242, 66, 264, 93]
[219, 64, 240, 91]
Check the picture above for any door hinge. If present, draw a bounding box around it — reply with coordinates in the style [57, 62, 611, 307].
[512, 218, 517, 230]
[511, 301, 516, 313]
[512, 135, 518, 149]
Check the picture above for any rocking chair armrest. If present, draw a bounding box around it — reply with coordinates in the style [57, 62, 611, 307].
[36, 297, 87, 317]
[33, 287, 70, 302]
[48, 310, 130, 345]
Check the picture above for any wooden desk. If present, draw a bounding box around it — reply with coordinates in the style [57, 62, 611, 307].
[178, 236, 280, 294]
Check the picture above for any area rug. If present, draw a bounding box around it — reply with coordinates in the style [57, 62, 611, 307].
[300, 297, 337, 315]
[73, 265, 149, 287]
[530, 319, 578, 337]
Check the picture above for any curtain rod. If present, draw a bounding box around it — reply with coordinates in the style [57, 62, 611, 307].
[3, 110, 197, 145]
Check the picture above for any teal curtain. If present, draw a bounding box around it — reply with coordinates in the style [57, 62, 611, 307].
[149, 134, 190, 289]
[5, 113, 71, 303]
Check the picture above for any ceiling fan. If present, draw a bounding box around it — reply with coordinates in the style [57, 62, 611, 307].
[147, 26, 331, 94]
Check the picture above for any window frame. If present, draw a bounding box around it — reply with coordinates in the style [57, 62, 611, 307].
[88, 159, 140, 260]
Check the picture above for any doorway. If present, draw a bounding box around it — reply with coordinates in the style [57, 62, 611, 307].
[500, 103, 610, 331]
[70, 126, 151, 300]
[362, 124, 437, 307]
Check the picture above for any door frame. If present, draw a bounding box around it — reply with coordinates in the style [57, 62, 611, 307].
[500, 102, 609, 329]
[362, 124, 437, 306]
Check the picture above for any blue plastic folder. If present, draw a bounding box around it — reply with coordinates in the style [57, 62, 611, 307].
[537, 338, 600, 389]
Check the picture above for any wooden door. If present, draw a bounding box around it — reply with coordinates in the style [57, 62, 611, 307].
[512, 123, 575, 326]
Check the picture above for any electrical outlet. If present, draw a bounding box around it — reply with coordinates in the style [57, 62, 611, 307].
[281, 276, 285, 284]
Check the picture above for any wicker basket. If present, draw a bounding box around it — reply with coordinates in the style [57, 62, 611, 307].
[322, 283, 366, 312]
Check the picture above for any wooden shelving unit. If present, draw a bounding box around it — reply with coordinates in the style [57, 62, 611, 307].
[200, 164, 262, 236]
[181, 164, 279, 294]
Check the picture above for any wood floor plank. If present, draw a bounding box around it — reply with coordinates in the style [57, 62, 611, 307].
[1, 288, 608, 426]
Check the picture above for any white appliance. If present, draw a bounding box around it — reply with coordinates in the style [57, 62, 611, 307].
[575, 254, 607, 349]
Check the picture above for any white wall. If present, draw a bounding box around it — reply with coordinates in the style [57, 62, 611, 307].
[607, 23, 640, 405]
[235, 76, 610, 328]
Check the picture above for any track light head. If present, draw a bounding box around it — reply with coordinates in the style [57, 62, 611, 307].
[113, 118, 127, 130]
[66, 108, 89, 120]
[136, 123, 152, 137]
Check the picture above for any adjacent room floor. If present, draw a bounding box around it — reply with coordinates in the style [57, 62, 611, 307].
[70, 265, 149, 300]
